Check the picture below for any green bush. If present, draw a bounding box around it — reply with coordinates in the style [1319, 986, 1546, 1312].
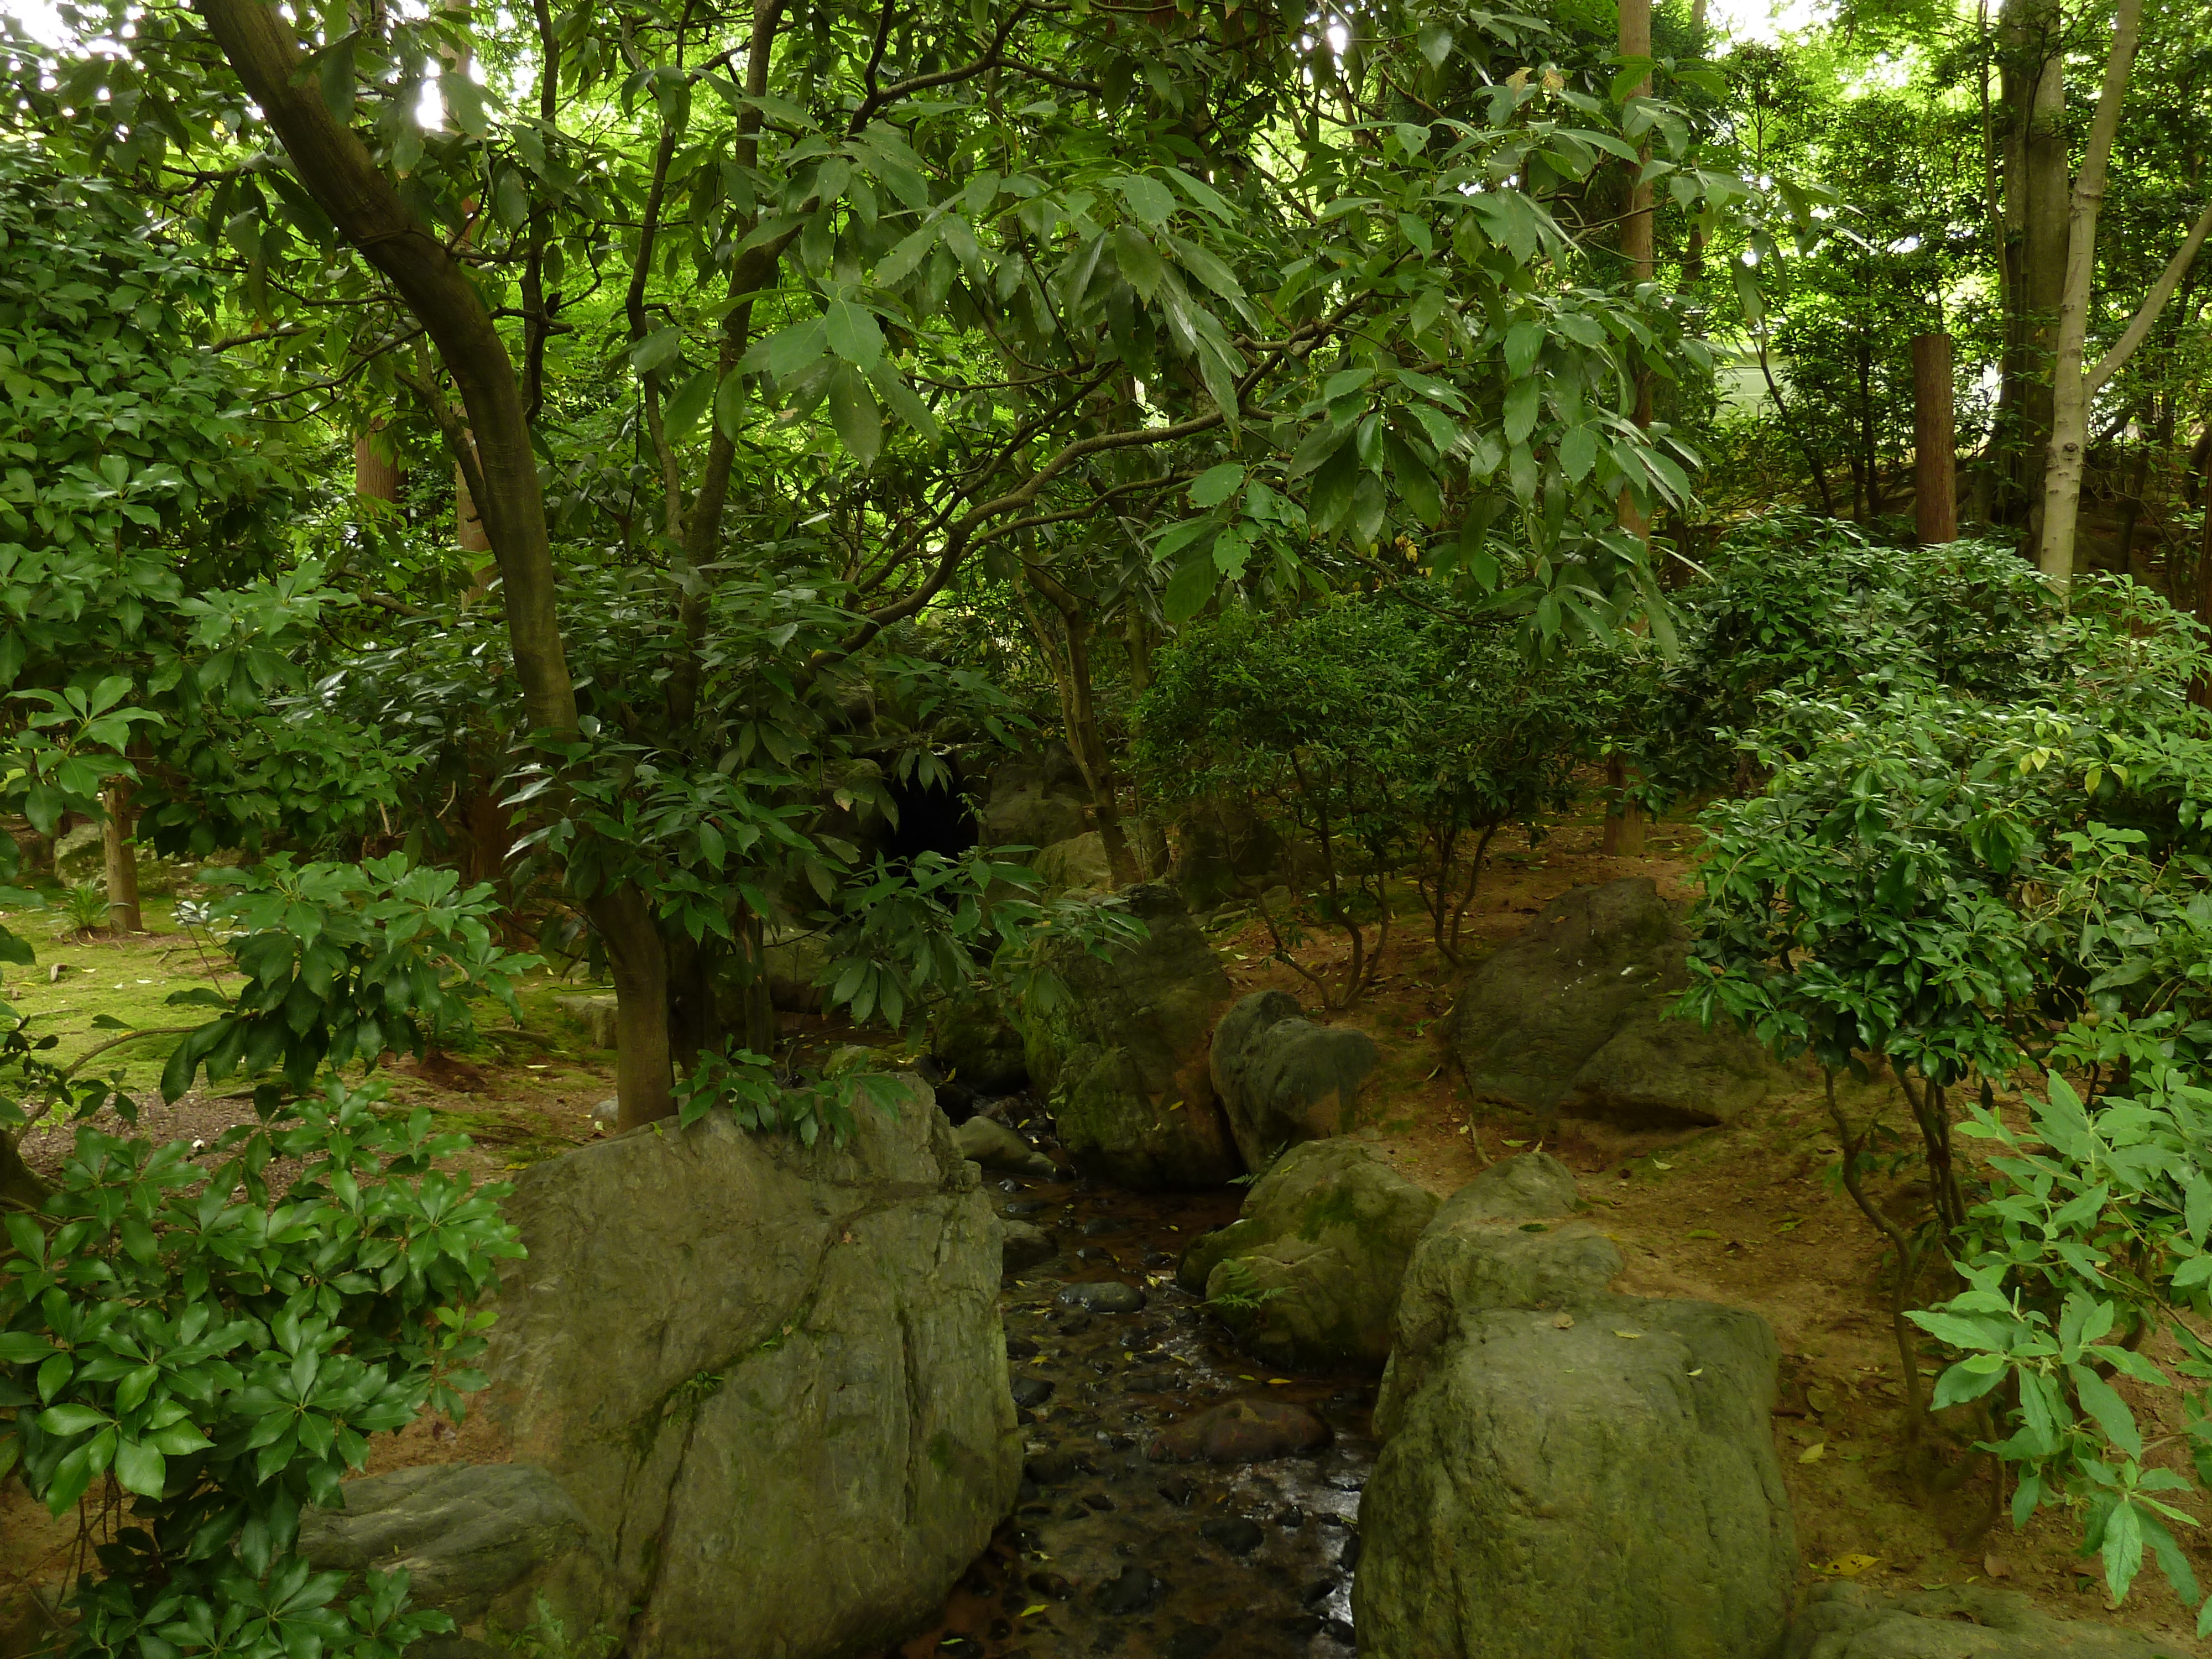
[2, 1076, 519, 1658]
[1136, 599, 1613, 995]
[1684, 576, 2212, 1624]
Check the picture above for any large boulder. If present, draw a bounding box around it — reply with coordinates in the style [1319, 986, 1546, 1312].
[1177, 1138, 1437, 1371]
[1009, 882, 1242, 1190]
[979, 746, 1091, 851]
[1034, 831, 1113, 893]
[1168, 797, 1288, 909]
[299, 1464, 617, 1645]
[481, 1076, 1021, 1659]
[1447, 878, 1781, 1129]
[1209, 990, 1379, 1167]
[930, 993, 1029, 1096]
[1356, 1155, 1797, 1659]
[1785, 1583, 2176, 1657]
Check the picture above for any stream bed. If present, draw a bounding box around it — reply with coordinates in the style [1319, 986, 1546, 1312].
[895, 1129, 1378, 1659]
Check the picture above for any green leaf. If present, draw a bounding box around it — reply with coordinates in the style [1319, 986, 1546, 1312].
[36, 1404, 109, 1436]
[1162, 556, 1218, 626]
[1503, 377, 1541, 447]
[0, 1333, 55, 1364]
[1110, 225, 1166, 301]
[823, 301, 885, 371]
[2070, 1366, 2143, 1458]
[662, 367, 718, 446]
[1505, 320, 1545, 379]
[826, 363, 883, 468]
[873, 221, 939, 287]
[1190, 464, 1245, 508]
[867, 363, 942, 447]
[1108, 174, 1177, 227]
[113, 1437, 165, 1499]
[632, 327, 684, 376]
[2101, 1498, 2145, 1605]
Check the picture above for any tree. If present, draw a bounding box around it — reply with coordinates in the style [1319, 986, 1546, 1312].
[6, 0, 1752, 1123]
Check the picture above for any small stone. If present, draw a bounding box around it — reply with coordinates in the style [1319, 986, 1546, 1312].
[1300, 1578, 1338, 1606]
[1004, 1199, 1050, 1217]
[1007, 1337, 1041, 1360]
[1011, 1376, 1056, 1409]
[1143, 1250, 1175, 1267]
[1156, 1476, 1198, 1506]
[590, 1097, 619, 1126]
[1003, 1221, 1058, 1275]
[1079, 1217, 1128, 1237]
[1025, 1572, 1073, 1600]
[1199, 1516, 1265, 1556]
[1058, 1281, 1146, 1314]
[1081, 1493, 1117, 1512]
[1338, 1533, 1361, 1571]
[1276, 1506, 1307, 1528]
[1147, 1399, 1332, 1464]
[1093, 1566, 1168, 1616]
[1321, 1617, 1356, 1646]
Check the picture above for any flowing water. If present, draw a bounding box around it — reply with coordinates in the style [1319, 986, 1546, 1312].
[894, 1121, 1379, 1659]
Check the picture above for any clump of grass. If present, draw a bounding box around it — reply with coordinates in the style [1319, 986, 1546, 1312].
[58, 880, 111, 937]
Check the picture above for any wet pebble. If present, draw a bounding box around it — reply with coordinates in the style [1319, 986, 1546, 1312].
[1300, 1577, 1338, 1606]
[1058, 1281, 1146, 1314]
[1276, 1505, 1307, 1528]
[1006, 1335, 1040, 1360]
[1093, 1566, 1168, 1616]
[1338, 1532, 1363, 1570]
[1026, 1572, 1073, 1601]
[1156, 1475, 1197, 1506]
[1198, 1516, 1266, 1556]
[1081, 1492, 1117, 1512]
[1323, 1616, 1357, 1645]
[1079, 1217, 1128, 1237]
[1010, 1376, 1056, 1409]
[1142, 1250, 1176, 1267]
[1003, 1198, 1050, 1216]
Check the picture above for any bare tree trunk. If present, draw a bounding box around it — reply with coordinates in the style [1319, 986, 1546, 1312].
[2016, 0, 2068, 542]
[102, 781, 142, 934]
[1604, 0, 1651, 861]
[194, 0, 705, 1126]
[1912, 333, 1959, 546]
[2038, 0, 2146, 587]
[354, 424, 401, 500]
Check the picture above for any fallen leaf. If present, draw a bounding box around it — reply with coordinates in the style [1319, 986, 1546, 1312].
[1650, 1158, 1672, 1170]
[1813, 1553, 1878, 1578]
[1983, 1553, 2010, 1580]
[1021, 1604, 1048, 1617]
[1687, 1228, 1722, 1240]
[1552, 1313, 1575, 1329]
[1503, 1138, 1528, 1147]
[1798, 1442, 1826, 1463]
[1613, 1330, 1644, 1340]
[1806, 1385, 1838, 1417]
[1268, 1378, 1292, 1385]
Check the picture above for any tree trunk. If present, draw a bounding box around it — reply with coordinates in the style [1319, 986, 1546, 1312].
[192, 0, 709, 1125]
[102, 781, 142, 934]
[2194, 475, 2212, 709]
[2037, 0, 2145, 588]
[1, 1131, 45, 1213]
[1912, 333, 1959, 546]
[1024, 568, 1140, 887]
[2017, 0, 2069, 539]
[1605, 0, 1651, 860]
[354, 425, 401, 500]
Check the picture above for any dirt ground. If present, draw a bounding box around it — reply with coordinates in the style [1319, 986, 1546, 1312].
[6, 813, 2208, 1650]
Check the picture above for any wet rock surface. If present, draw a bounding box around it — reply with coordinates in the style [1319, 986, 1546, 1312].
[894, 1128, 1379, 1659]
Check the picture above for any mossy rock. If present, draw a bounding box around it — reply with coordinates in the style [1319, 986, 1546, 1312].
[1177, 1138, 1438, 1372]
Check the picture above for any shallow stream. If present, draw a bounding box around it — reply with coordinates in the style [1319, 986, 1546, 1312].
[895, 1129, 1379, 1659]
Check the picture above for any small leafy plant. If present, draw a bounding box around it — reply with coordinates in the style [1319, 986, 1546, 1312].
[1, 1075, 521, 1658]
[58, 882, 112, 938]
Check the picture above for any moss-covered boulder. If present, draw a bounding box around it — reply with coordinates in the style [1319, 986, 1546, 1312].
[1010, 882, 1241, 1190]
[931, 993, 1029, 1097]
[1354, 1154, 1796, 1659]
[1209, 989, 1379, 1167]
[1447, 877, 1782, 1129]
[1176, 1138, 1438, 1371]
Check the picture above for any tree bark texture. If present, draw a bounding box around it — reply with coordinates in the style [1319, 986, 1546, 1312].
[1912, 333, 1958, 546]
[2037, 0, 2144, 587]
[102, 781, 142, 934]
[2016, 0, 2069, 534]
